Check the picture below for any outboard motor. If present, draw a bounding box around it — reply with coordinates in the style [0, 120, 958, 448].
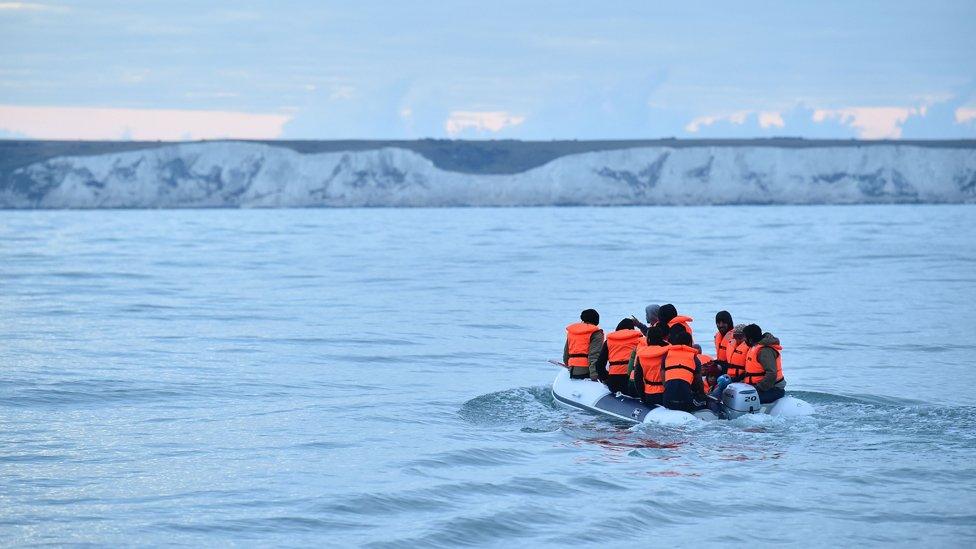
[721, 382, 762, 419]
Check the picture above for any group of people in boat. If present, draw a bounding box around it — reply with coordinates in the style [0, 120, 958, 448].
[562, 304, 786, 412]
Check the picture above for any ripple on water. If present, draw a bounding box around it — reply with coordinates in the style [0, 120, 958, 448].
[156, 516, 372, 534]
[364, 506, 565, 549]
[403, 447, 536, 469]
[0, 379, 198, 408]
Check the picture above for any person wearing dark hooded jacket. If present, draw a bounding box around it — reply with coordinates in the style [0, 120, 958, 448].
[661, 325, 704, 412]
[742, 323, 787, 403]
[630, 324, 670, 406]
[658, 303, 694, 340]
[596, 318, 642, 394]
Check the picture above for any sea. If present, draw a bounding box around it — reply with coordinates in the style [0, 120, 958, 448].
[2, 205, 975, 547]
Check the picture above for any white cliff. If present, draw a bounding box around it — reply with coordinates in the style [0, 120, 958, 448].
[2, 141, 974, 208]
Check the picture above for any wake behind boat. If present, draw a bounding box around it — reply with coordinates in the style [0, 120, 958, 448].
[551, 366, 813, 424]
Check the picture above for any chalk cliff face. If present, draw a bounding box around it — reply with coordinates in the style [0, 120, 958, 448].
[2, 141, 975, 208]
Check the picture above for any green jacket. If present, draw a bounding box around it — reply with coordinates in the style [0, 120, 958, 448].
[563, 328, 605, 380]
[754, 333, 787, 392]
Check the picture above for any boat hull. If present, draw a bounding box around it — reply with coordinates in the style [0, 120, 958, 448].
[551, 368, 717, 423]
[551, 369, 812, 423]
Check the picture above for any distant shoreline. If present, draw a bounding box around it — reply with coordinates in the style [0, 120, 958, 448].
[3, 140, 973, 209]
[2, 137, 975, 176]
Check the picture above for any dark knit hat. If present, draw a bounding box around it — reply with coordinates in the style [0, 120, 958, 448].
[616, 318, 635, 331]
[715, 310, 733, 325]
[668, 323, 691, 345]
[743, 323, 763, 343]
[646, 324, 667, 345]
[580, 309, 600, 325]
[658, 303, 677, 324]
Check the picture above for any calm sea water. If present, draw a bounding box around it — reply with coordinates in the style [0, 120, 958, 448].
[2, 205, 975, 547]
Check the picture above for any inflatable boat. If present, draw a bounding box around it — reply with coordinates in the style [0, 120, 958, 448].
[551, 368, 813, 424]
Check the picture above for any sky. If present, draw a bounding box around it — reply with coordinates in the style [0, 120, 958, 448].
[0, 0, 975, 141]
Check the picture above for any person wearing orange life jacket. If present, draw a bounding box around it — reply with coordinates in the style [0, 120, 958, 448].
[710, 323, 748, 398]
[563, 309, 605, 381]
[661, 325, 705, 412]
[630, 324, 670, 407]
[694, 344, 715, 393]
[625, 334, 648, 397]
[701, 361, 722, 395]
[596, 318, 643, 395]
[741, 323, 787, 403]
[657, 303, 694, 341]
[726, 324, 749, 377]
[713, 310, 735, 363]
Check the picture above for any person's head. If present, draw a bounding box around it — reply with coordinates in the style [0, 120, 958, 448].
[615, 318, 635, 331]
[645, 304, 661, 324]
[702, 362, 722, 381]
[732, 323, 747, 342]
[743, 323, 763, 346]
[580, 309, 600, 325]
[669, 324, 691, 346]
[646, 324, 667, 345]
[658, 303, 677, 324]
[715, 310, 733, 335]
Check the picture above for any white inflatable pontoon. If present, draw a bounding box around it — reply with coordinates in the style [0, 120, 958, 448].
[551, 368, 813, 425]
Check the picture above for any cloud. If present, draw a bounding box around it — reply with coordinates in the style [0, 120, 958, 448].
[685, 111, 750, 133]
[0, 105, 291, 140]
[688, 106, 923, 138]
[680, 105, 857, 138]
[812, 107, 920, 139]
[444, 111, 526, 136]
[957, 108, 976, 124]
[0, 2, 66, 12]
[758, 111, 785, 129]
[895, 84, 976, 139]
[680, 102, 975, 139]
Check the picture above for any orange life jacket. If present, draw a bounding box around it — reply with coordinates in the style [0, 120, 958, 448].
[628, 340, 647, 382]
[635, 344, 669, 395]
[668, 315, 694, 336]
[565, 322, 600, 368]
[605, 329, 642, 375]
[663, 344, 700, 385]
[714, 330, 735, 362]
[744, 343, 785, 386]
[726, 340, 748, 378]
[699, 353, 715, 393]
